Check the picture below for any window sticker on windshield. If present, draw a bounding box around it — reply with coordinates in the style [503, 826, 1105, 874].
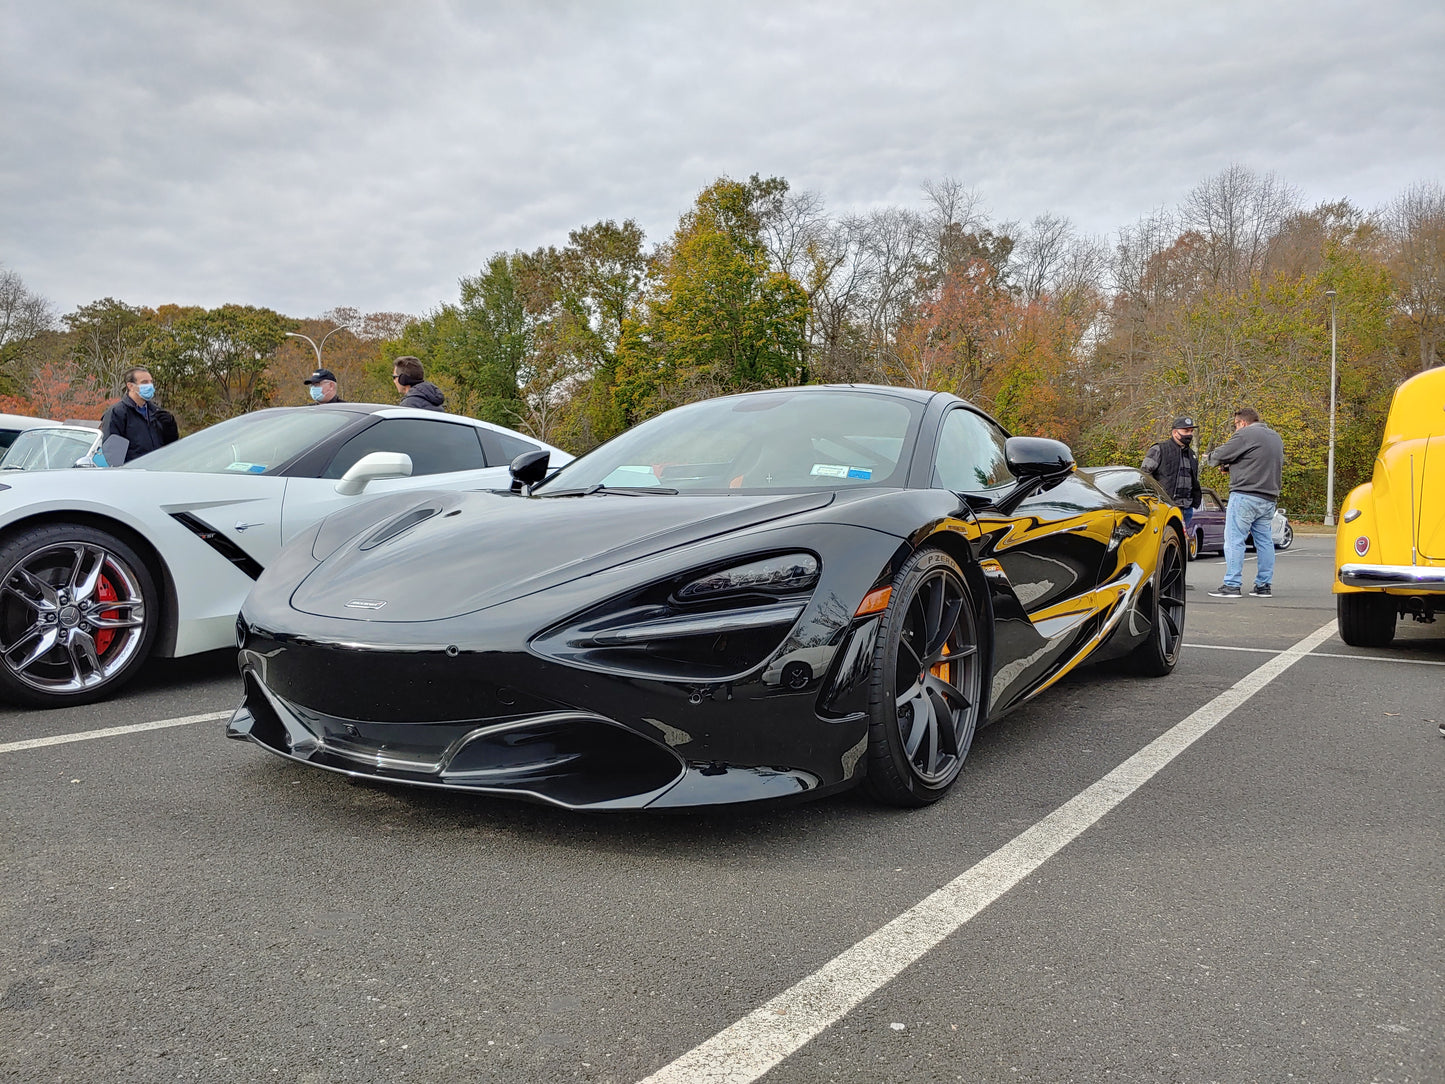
[226, 462, 267, 473]
[810, 463, 872, 480]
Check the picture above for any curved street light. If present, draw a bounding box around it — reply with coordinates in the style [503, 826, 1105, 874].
[286, 324, 353, 370]
[1324, 289, 1338, 527]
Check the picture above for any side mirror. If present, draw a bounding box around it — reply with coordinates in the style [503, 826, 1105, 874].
[335, 451, 413, 495]
[509, 449, 550, 492]
[1005, 436, 1075, 480]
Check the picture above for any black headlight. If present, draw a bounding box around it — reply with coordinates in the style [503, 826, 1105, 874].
[532, 552, 822, 681]
[676, 553, 819, 600]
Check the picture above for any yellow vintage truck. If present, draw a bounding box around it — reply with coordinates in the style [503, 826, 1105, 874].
[1335, 365, 1445, 645]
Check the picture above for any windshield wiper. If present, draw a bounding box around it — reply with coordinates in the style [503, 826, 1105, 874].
[539, 484, 679, 497]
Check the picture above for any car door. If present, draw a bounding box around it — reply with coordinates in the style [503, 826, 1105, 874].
[931, 407, 1117, 711]
[278, 417, 518, 545]
[1200, 489, 1225, 551]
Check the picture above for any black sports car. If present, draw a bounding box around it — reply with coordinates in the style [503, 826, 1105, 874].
[230, 386, 1186, 809]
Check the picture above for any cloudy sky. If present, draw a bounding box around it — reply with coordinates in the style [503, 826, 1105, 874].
[3, 0, 1441, 321]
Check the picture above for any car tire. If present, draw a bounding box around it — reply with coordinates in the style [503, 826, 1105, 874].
[1128, 527, 1187, 676]
[1190, 529, 1202, 560]
[1277, 523, 1293, 550]
[1337, 593, 1395, 648]
[0, 523, 158, 707]
[863, 548, 985, 807]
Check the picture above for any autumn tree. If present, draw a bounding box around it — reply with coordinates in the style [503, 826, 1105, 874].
[63, 297, 156, 396]
[1384, 181, 1445, 372]
[615, 176, 809, 423]
[139, 305, 295, 427]
[0, 265, 55, 394]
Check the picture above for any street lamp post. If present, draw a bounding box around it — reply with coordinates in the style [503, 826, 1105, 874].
[1324, 289, 1338, 527]
[286, 324, 352, 370]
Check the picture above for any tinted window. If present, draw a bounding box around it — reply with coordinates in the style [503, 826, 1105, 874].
[490, 429, 543, 462]
[324, 418, 487, 478]
[932, 409, 1014, 491]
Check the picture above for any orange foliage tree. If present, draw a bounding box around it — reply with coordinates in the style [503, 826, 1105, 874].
[0, 359, 115, 421]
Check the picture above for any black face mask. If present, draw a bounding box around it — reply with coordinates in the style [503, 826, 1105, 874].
[1178, 434, 1194, 448]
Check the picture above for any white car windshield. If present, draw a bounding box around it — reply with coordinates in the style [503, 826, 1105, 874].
[124, 409, 357, 475]
[0, 428, 99, 471]
[538, 390, 921, 493]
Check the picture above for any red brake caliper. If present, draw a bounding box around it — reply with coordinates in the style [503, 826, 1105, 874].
[94, 574, 119, 654]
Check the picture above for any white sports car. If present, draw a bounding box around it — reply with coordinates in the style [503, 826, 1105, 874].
[0, 404, 570, 708]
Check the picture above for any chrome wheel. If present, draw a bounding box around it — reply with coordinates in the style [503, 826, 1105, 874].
[0, 528, 155, 705]
[866, 548, 984, 805]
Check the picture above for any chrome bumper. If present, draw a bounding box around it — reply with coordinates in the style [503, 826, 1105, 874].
[1338, 563, 1445, 592]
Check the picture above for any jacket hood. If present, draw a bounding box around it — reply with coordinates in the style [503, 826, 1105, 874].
[400, 382, 445, 408]
[289, 489, 835, 621]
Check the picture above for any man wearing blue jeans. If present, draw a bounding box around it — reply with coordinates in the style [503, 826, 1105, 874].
[1206, 407, 1285, 598]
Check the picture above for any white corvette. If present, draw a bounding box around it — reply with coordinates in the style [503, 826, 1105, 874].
[0, 404, 570, 708]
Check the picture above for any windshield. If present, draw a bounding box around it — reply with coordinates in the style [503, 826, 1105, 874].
[538, 390, 922, 494]
[0, 428, 98, 471]
[125, 409, 357, 475]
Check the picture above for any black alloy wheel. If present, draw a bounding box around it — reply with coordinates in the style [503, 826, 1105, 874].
[1337, 593, 1396, 647]
[864, 548, 985, 807]
[1129, 527, 1186, 676]
[0, 523, 158, 707]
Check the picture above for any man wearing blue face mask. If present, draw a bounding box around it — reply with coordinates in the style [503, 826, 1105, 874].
[100, 366, 177, 462]
[303, 368, 343, 404]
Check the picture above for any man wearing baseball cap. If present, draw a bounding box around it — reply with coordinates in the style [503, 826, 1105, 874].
[303, 368, 344, 404]
[1141, 414, 1201, 533]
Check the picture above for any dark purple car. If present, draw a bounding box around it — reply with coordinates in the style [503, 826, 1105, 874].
[1188, 487, 1293, 558]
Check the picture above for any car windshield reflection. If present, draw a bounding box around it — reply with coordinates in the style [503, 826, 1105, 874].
[123, 409, 358, 475]
[537, 390, 921, 494]
[0, 427, 100, 471]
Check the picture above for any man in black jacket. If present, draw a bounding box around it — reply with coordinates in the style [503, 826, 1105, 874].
[303, 368, 344, 404]
[100, 367, 177, 463]
[1142, 415, 1202, 531]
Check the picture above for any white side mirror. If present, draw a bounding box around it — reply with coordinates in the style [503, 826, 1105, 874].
[335, 451, 413, 495]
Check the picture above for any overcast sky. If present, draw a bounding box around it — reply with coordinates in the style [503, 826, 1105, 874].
[3, 0, 1441, 321]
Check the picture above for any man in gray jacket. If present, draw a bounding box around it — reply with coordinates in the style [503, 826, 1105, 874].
[1206, 406, 1285, 599]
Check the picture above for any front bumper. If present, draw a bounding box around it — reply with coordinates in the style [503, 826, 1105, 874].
[1337, 564, 1445, 593]
[228, 667, 848, 810]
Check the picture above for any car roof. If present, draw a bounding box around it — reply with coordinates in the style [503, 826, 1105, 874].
[730, 383, 948, 405]
[234, 404, 568, 459]
[0, 414, 61, 431]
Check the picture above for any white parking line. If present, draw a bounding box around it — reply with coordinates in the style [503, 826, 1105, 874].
[1187, 643, 1445, 666]
[637, 619, 1340, 1084]
[0, 710, 231, 755]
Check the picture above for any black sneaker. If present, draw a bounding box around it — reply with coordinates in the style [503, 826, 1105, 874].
[1209, 585, 1242, 598]
[1250, 583, 1272, 597]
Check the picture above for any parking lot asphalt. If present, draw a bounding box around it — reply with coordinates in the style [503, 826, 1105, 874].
[2, 536, 1441, 1084]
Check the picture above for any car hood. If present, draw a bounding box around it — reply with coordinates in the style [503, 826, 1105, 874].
[1376, 437, 1445, 561]
[290, 489, 836, 621]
